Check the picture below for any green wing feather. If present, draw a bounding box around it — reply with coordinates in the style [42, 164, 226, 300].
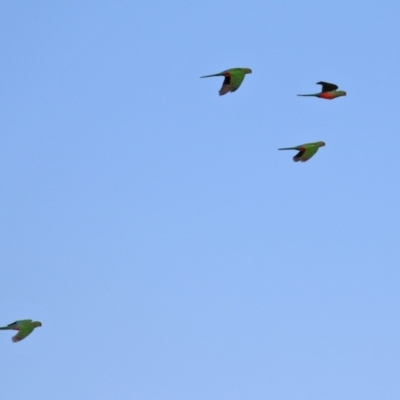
[279, 142, 325, 162]
[201, 67, 252, 96]
[219, 70, 246, 96]
[12, 325, 35, 343]
[228, 70, 246, 91]
[294, 146, 319, 162]
[1, 319, 42, 342]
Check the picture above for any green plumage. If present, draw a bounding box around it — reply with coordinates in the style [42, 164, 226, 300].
[278, 141, 325, 162]
[0, 319, 42, 342]
[201, 67, 252, 95]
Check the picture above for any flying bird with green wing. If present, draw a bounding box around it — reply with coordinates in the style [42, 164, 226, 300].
[298, 82, 346, 100]
[0, 320, 42, 342]
[279, 141, 325, 162]
[201, 68, 252, 95]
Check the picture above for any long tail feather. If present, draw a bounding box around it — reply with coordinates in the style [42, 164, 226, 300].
[278, 147, 298, 150]
[200, 73, 224, 78]
[297, 94, 318, 97]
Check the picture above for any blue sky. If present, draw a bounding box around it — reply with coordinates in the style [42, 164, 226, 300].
[1, 1, 400, 399]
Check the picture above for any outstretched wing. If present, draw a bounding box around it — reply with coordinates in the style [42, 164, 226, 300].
[293, 147, 305, 162]
[317, 81, 338, 92]
[11, 325, 35, 343]
[219, 71, 246, 95]
[228, 71, 245, 92]
[219, 74, 232, 96]
[293, 146, 318, 162]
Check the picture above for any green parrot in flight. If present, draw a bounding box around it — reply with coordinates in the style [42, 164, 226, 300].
[278, 141, 325, 162]
[201, 68, 252, 95]
[0, 320, 42, 342]
[297, 82, 346, 99]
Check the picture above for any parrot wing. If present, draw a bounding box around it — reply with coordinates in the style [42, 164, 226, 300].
[228, 71, 246, 92]
[219, 70, 246, 95]
[317, 81, 339, 92]
[219, 74, 232, 96]
[293, 146, 319, 162]
[12, 325, 35, 343]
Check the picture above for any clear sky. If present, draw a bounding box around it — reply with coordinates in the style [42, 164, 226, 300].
[1, 1, 400, 399]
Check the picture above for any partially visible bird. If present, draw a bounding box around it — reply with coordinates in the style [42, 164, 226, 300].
[278, 141, 326, 162]
[297, 82, 346, 99]
[0, 320, 42, 342]
[201, 68, 252, 95]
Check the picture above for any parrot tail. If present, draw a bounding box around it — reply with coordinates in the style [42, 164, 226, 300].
[200, 73, 224, 78]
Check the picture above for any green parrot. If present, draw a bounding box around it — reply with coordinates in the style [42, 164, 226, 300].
[278, 141, 325, 162]
[0, 320, 42, 342]
[297, 82, 346, 99]
[201, 67, 252, 95]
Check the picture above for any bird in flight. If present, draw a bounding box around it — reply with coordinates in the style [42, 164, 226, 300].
[297, 82, 346, 99]
[201, 67, 252, 96]
[278, 141, 326, 162]
[0, 320, 42, 342]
